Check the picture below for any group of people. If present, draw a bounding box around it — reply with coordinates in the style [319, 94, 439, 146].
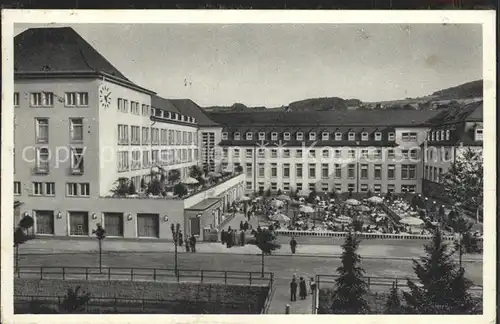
[290, 275, 316, 301]
[174, 230, 197, 252]
[220, 226, 247, 248]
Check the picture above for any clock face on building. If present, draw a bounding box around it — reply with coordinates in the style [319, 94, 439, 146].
[99, 84, 112, 109]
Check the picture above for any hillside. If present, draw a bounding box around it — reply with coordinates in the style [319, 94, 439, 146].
[431, 80, 482, 99]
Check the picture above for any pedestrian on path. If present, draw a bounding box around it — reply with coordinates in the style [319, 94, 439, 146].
[290, 277, 297, 302]
[289, 237, 297, 254]
[309, 277, 317, 295]
[189, 235, 197, 253]
[299, 277, 307, 300]
[184, 238, 190, 252]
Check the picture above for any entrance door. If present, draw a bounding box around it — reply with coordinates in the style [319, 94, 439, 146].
[137, 214, 159, 238]
[104, 213, 124, 237]
[190, 217, 200, 236]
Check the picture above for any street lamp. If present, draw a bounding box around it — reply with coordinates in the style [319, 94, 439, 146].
[170, 223, 181, 276]
[92, 223, 106, 272]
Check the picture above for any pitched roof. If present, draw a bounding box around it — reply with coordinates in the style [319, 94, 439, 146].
[169, 99, 219, 127]
[208, 109, 438, 127]
[427, 101, 483, 125]
[151, 95, 180, 114]
[14, 27, 152, 93]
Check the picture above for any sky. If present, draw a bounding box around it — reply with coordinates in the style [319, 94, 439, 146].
[14, 23, 482, 107]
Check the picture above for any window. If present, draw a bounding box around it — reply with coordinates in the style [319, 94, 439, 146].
[271, 182, 277, 191]
[309, 183, 316, 191]
[36, 148, 50, 172]
[233, 149, 240, 158]
[347, 164, 355, 179]
[308, 150, 316, 158]
[431, 132, 435, 141]
[321, 164, 329, 179]
[258, 182, 265, 191]
[283, 163, 290, 178]
[322, 132, 329, 140]
[296, 149, 302, 158]
[70, 148, 84, 174]
[373, 149, 382, 159]
[334, 164, 342, 178]
[221, 132, 228, 140]
[14, 181, 21, 195]
[245, 149, 253, 158]
[35, 210, 55, 235]
[257, 148, 265, 158]
[283, 182, 290, 191]
[436, 132, 441, 141]
[45, 182, 55, 196]
[374, 165, 382, 180]
[373, 184, 381, 193]
[334, 183, 342, 192]
[284, 132, 290, 140]
[437, 167, 443, 182]
[440, 130, 445, 140]
[348, 149, 355, 159]
[65, 92, 89, 106]
[118, 125, 129, 145]
[246, 132, 253, 140]
[32, 182, 43, 195]
[296, 183, 303, 191]
[271, 163, 277, 178]
[258, 163, 265, 177]
[334, 150, 341, 158]
[401, 132, 417, 142]
[475, 127, 483, 141]
[321, 183, 329, 192]
[360, 184, 368, 192]
[374, 132, 382, 141]
[361, 149, 368, 158]
[322, 149, 329, 158]
[348, 132, 355, 141]
[309, 132, 316, 141]
[308, 164, 316, 179]
[69, 118, 83, 142]
[401, 149, 409, 159]
[151, 150, 159, 164]
[360, 164, 368, 179]
[246, 163, 252, 177]
[258, 132, 265, 140]
[445, 130, 450, 140]
[130, 126, 140, 145]
[409, 148, 418, 159]
[388, 132, 395, 141]
[387, 184, 395, 193]
[131, 150, 141, 169]
[361, 132, 369, 141]
[234, 132, 240, 140]
[142, 104, 149, 116]
[401, 164, 416, 180]
[30, 92, 53, 107]
[283, 149, 290, 158]
[401, 184, 416, 193]
[14, 92, 19, 106]
[347, 183, 355, 192]
[271, 149, 278, 158]
[387, 149, 395, 159]
[118, 151, 129, 172]
[151, 128, 160, 145]
[387, 165, 395, 180]
[444, 148, 450, 160]
[296, 164, 303, 178]
[335, 132, 342, 141]
[35, 118, 49, 143]
[142, 127, 150, 145]
[429, 167, 434, 181]
[296, 132, 303, 141]
[246, 182, 252, 190]
[271, 132, 278, 141]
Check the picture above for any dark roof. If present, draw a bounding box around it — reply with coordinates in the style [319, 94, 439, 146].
[169, 99, 219, 127]
[427, 101, 483, 125]
[151, 95, 181, 114]
[208, 109, 438, 127]
[185, 198, 221, 211]
[15, 27, 152, 93]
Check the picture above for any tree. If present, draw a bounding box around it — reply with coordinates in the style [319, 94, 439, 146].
[60, 286, 91, 313]
[111, 177, 130, 197]
[189, 165, 204, 180]
[146, 177, 162, 196]
[92, 223, 106, 271]
[402, 229, 477, 314]
[330, 232, 369, 314]
[14, 215, 34, 273]
[235, 165, 243, 173]
[441, 148, 483, 221]
[168, 169, 181, 184]
[384, 282, 404, 314]
[127, 181, 137, 195]
[173, 183, 188, 198]
[248, 228, 280, 276]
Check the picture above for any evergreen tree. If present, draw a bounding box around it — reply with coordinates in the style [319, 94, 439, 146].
[384, 282, 404, 314]
[330, 232, 369, 314]
[402, 229, 477, 314]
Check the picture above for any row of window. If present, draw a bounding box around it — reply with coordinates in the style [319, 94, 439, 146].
[427, 127, 483, 142]
[30, 147, 84, 175]
[117, 125, 197, 146]
[222, 130, 396, 142]
[33, 118, 84, 144]
[117, 149, 198, 172]
[151, 107, 197, 124]
[227, 162, 418, 180]
[223, 147, 419, 159]
[15, 92, 89, 107]
[14, 181, 90, 197]
[248, 181, 417, 194]
[425, 166, 444, 183]
[117, 98, 150, 116]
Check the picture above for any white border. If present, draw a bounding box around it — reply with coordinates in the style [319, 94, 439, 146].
[1, 9, 496, 324]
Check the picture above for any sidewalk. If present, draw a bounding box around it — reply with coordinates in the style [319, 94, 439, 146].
[267, 279, 313, 314]
[18, 238, 482, 262]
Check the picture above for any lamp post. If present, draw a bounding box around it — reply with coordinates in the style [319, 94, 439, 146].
[92, 223, 106, 272]
[170, 223, 181, 276]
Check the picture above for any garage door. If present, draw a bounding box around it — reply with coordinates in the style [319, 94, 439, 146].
[137, 214, 159, 238]
[104, 213, 124, 237]
[35, 210, 54, 235]
[69, 211, 89, 236]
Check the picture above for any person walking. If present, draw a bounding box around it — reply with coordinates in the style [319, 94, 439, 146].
[289, 237, 297, 254]
[290, 277, 298, 302]
[189, 235, 197, 253]
[309, 277, 317, 295]
[299, 277, 307, 300]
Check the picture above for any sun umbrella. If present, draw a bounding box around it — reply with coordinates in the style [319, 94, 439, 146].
[277, 194, 291, 201]
[345, 199, 361, 206]
[356, 205, 371, 212]
[271, 213, 290, 222]
[271, 200, 284, 207]
[182, 177, 199, 184]
[299, 205, 315, 213]
[239, 196, 251, 202]
[400, 217, 424, 226]
[367, 196, 384, 204]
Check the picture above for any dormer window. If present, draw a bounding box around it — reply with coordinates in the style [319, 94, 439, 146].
[284, 132, 290, 140]
[436, 132, 440, 141]
[150, 108, 156, 116]
[335, 132, 342, 141]
[440, 130, 445, 140]
[221, 132, 228, 140]
[296, 132, 303, 141]
[258, 132, 265, 140]
[271, 132, 278, 141]
[361, 132, 369, 141]
[348, 132, 355, 141]
[234, 132, 241, 140]
[246, 132, 253, 140]
[322, 132, 329, 140]
[445, 130, 450, 140]
[431, 132, 435, 141]
[475, 127, 483, 141]
[374, 132, 382, 141]
[388, 132, 395, 141]
[309, 132, 316, 141]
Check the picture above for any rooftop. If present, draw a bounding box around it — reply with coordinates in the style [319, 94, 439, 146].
[427, 101, 483, 125]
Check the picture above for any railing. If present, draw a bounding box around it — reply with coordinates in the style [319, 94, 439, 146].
[261, 273, 274, 314]
[15, 266, 273, 287]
